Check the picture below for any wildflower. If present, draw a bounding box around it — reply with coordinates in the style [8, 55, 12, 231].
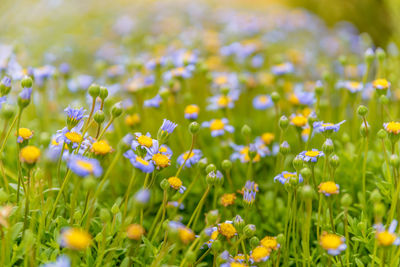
[313, 121, 345, 133]
[123, 150, 154, 173]
[318, 181, 340, 196]
[288, 91, 314, 106]
[290, 114, 308, 128]
[260, 236, 280, 251]
[339, 81, 363, 93]
[319, 232, 346, 255]
[56, 121, 84, 149]
[184, 104, 200, 120]
[218, 221, 237, 239]
[143, 94, 162, 108]
[64, 107, 86, 129]
[134, 189, 150, 204]
[204, 226, 219, 248]
[301, 127, 311, 142]
[20, 145, 41, 164]
[372, 78, 390, 90]
[91, 140, 113, 155]
[167, 177, 186, 193]
[41, 255, 70, 267]
[125, 113, 141, 127]
[178, 227, 195, 244]
[202, 118, 234, 137]
[375, 220, 400, 246]
[152, 153, 170, 168]
[384, 122, 400, 135]
[250, 246, 270, 263]
[127, 224, 145, 240]
[207, 91, 240, 110]
[0, 205, 13, 228]
[19, 87, 33, 100]
[221, 193, 236, 207]
[230, 144, 261, 163]
[274, 171, 303, 185]
[131, 132, 154, 150]
[177, 149, 202, 168]
[16, 127, 33, 143]
[160, 119, 178, 134]
[243, 190, 256, 205]
[60, 228, 92, 250]
[299, 149, 324, 162]
[260, 133, 275, 145]
[67, 155, 103, 178]
[243, 180, 259, 193]
[271, 62, 294, 76]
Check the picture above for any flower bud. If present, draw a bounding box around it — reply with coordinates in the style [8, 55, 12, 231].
[357, 105, 368, 117]
[338, 55, 347, 66]
[379, 95, 389, 105]
[279, 116, 289, 130]
[301, 185, 314, 200]
[364, 48, 375, 64]
[189, 122, 200, 134]
[329, 154, 340, 169]
[159, 87, 170, 99]
[206, 164, 216, 174]
[111, 102, 123, 118]
[88, 83, 100, 98]
[198, 158, 208, 169]
[211, 239, 222, 253]
[83, 176, 97, 191]
[292, 156, 303, 171]
[241, 124, 251, 138]
[206, 210, 219, 225]
[376, 47, 386, 61]
[243, 224, 256, 238]
[233, 215, 245, 233]
[390, 154, 400, 167]
[99, 208, 111, 222]
[374, 202, 386, 218]
[315, 81, 323, 96]
[21, 76, 33, 88]
[322, 138, 334, 155]
[1, 104, 15, 120]
[94, 110, 105, 124]
[250, 236, 260, 249]
[340, 193, 352, 208]
[111, 203, 120, 214]
[221, 159, 232, 171]
[271, 92, 280, 103]
[0, 76, 11, 96]
[279, 141, 290, 155]
[360, 123, 370, 138]
[99, 86, 108, 100]
[377, 129, 387, 140]
[370, 189, 382, 203]
[160, 179, 170, 191]
[300, 167, 311, 180]
[276, 233, 285, 245]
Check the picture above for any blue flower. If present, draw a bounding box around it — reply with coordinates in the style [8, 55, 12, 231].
[19, 87, 32, 100]
[313, 121, 345, 133]
[177, 149, 202, 168]
[134, 189, 150, 204]
[143, 94, 162, 108]
[274, 171, 303, 185]
[271, 62, 294, 75]
[1, 76, 11, 88]
[123, 150, 154, 173]
[337, 81, 363, 93]
[160, 119, 178, 134]
[207, 90, 240, 110]
[299, 149, 324, 163]
[202, 118, 234, 137]
[41, 255, 70, 267]
[252, 95, 273, 110]
[67, 155, 103, 178]
[64, 107, 86, 128]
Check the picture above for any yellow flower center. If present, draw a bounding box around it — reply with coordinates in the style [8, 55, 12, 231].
[302, 127, 310, 136]
[159, 146, 167, 153]
[251, 246, 270, 262]
[377, 231, 397, 246]
[349, 81, 361, 88]
[215, 76, 228, 85]
[20, 146, 41, 164]
[283, 173, 296, 179]
[218, 223, 237, 239]
[258, 96, 268, 103]
[261, 133, 274, 145]
[183, 151, 194, 160]
[291, 115, 307, 127]
[127, 224, 145, 240]
[319, 181, 339, 194]
[125, 114, 140, 126]
[178, 228, 195, 244]
[152, 153, 170, 168]
[18, 128, 33, 140]
[136, 156, 150, 166]
[240, 147, 260, 162]
[305, 150, 319, 157]
[261, 236, 278, 250]
[289, 93, 300, 105]
[210, 230, 219, 240]
[385, 122, 400, 134]
[231, 262, 247, 267]
[65, 132, 82, 143]
[221, 193, 236, 206]
[320, 233, 342, 250]
[76, 160, 94, 173]
[91, 140, 112, 155]
[373, 79, 389, 89]
[217, 96, 231, 107]
[63, 228, 92, 250]
[322, 123, 334, 127]
[185, 105, 199, 114]
[168, 176, 182, 190]
[210, 119, 225, 131]
[137, 135, 153, 148]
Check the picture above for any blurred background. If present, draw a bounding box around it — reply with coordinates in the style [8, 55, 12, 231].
[0, 0, 397, 66]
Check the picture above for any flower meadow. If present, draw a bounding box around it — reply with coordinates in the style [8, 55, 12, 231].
[2, 1, 400, 266]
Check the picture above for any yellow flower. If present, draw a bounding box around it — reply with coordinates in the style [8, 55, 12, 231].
[240, 146, 260, 162]
[178, 227, 195, 244]
[372, 78, 390, 90]
[318, 181, 339, 195]
[125, 113, 141, 127]
[168, 177, 182, 190]
[250, 246, 270, 262]
[217, 95, 231, 108]
[62, 228, 92, 250]
[210, 119, 225, 131]
[320, 232, 343, 251]
[305, 150, 320, 157]
[91, 140, 113, 155]
[20, 146, 41, 164]
[261, 133, 274, 145]
[152, 153, 170, 168]
[127, 224, 145, 240]
[17, 128, 33, 142]
[384, 122, 400, 134]
[221, 193, 236, 207]
[65, 132, 82, 143]
[377, 231, 397, 246]
[290, 115, 307, 127]
[137, 135, 153, 148]
[261, 236, 279, 250]
[218, 222, 237, 239]
[184, 105, 200, 115]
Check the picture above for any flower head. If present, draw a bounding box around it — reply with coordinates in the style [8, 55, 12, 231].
[260, 236, 280, 251]
[123, 150, 154, 173]
[221, 193, 236, 207]
[375, 220, 400, 246]
[384, 122, 400, 135]
[202, 118, 234, 137]
[252, 95, 273, 110]
[64, 107, 86, 129]
[41, 255, 70, 267]
[372, 78, 390, 90]
[91, 140, 113, 155]
[60, 228, 92, 250]
[313, 121, 345, 133]
[17, 127, 33, 143]
[274, 171, 303, 185]
[20, 145, 41, 164]
[299, 149, 324, 163]
[318, 181, 339, 196]
[218, 221, 237, 239]
[127, 224, 145, 240]
[167, 176, 186, 193]
[271, 62, 294, 76]
[177, 149, 202, 168]
[290, 114, 308, 128]
[160, 119, 178, 134]
[19, 87, 32, 100]
[184, 104, 200, 120]
[319, 232, 346, 255]
[67, 155, 102, 178]
[250, 246, 270, 263]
